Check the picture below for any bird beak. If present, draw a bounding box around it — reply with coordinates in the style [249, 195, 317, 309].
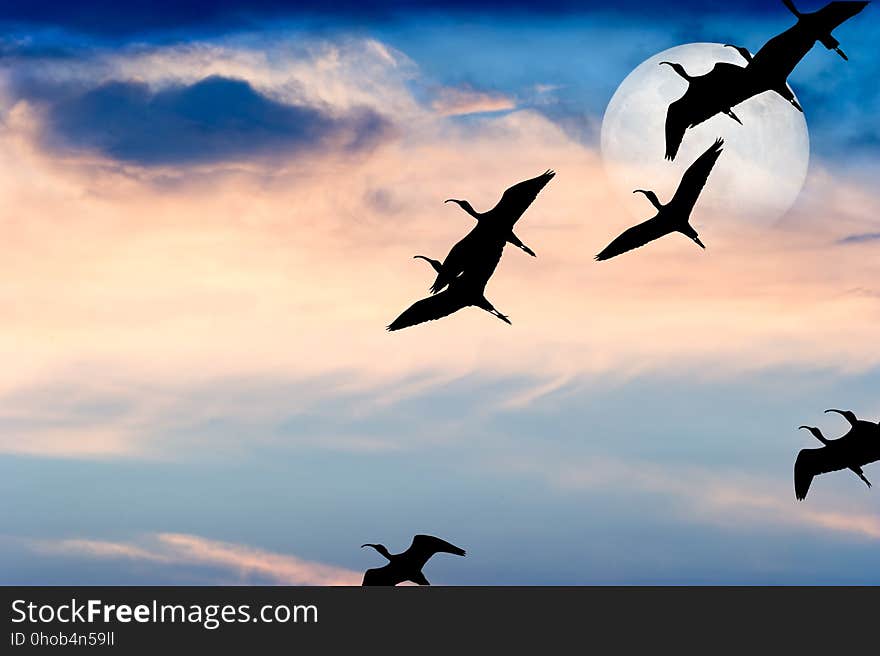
[444, 199, 457, 204]
[798, 426, 812, 431]
[360, 544, 372, 549]
[693, 237, 706, 249]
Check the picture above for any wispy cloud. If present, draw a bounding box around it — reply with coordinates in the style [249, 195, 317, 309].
[511, 455, 880, 542]
[32, 533, 362, 585]
[836, 232, 880, 245]
[430, 85, 516, 116]
[2, 34, 880, 464]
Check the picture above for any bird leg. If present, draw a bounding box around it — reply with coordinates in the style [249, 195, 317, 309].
[478, 297, 511, 325]
[507, 231, 536, 257]
[724, 108, 743, 125]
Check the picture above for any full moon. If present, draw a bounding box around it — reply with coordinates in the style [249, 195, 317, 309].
[601, 43, 810, 225]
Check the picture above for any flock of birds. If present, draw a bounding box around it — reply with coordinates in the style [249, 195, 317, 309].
[372, 1, 874, 585]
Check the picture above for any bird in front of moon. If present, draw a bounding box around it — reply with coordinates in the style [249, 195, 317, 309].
[602, 42, 809, 228]
[596, 139, 723, 261]
[661, 0, 867, 160]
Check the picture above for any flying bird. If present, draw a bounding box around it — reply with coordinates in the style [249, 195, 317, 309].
[595, 139, 723, 261]
[661, 60, 749, 161]
[794, 409, 880, 500]
[798, 425, 872, 488]
[432, 170, 555, 294]
[387, 248, 510, 330]
[361, 535, 466, 586]
[662, 0, 868, 160]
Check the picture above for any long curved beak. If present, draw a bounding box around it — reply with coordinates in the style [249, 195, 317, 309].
[824, 409, 844, 415]
[444, 199, 458, 204]
[798, 426, 813, 431]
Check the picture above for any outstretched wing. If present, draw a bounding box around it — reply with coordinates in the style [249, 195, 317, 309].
[794, 446, 853, 500]
[669, 138, 724, 213]
[664, 95, 692, 161]
[387, 290, 463, 331]
[595, 215, 670, 261]
[490, 170, 556, 228]
[362, 565, 396, 586]
[811, 2, 870, 33]
[406, 535, 466, 570]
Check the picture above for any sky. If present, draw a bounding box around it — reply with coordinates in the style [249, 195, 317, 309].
[1, 1, 879, 585]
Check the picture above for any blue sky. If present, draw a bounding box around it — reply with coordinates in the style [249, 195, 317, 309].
[0, 1, 879, 585]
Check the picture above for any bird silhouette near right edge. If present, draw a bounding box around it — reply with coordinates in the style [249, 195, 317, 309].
[595, 139, 723, 261]
[361, 535, 466, 586]
[794, 409, 880, 500]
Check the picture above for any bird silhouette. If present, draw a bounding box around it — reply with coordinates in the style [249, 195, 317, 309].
[595, 139, 723, 261]
[662, 0, 868, 160]
[798, 425, 872, 488]
[431, 170, 555, 294]
[387, 247, 510, 330]
[661, 60, 749, 160]
[361, 535, 466, 586]
[794, 409, 880, 500]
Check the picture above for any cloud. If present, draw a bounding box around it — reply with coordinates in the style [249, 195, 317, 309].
[836, 232, 880, 245]
[1, 34, 880, 462]
[15, 75, 392, 165]
[430, 85, 516, 117]
[32, 533, 362, 585]
[507, 454, 880, 542]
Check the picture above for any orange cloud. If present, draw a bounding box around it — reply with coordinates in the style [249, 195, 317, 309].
[33, 533, 362, 585]
[430, 85, 516, 116]
[1, 37, 880, 459]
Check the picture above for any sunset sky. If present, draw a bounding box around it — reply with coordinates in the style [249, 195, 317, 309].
[1, 0, 880, 585]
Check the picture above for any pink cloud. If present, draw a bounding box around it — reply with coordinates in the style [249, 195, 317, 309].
[430, 85, 516, 116]
[1, 37, 880, 459]
[33, 533, 362, 585]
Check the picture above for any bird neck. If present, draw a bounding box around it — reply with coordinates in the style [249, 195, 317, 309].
[803, 427, 828, 444]
[455, 200, 482, 220]
[374, 545, 393, 561]
[662, 62, 692, 82]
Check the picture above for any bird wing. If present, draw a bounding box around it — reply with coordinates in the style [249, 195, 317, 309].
[794, 445, 854, 500]
[430, 228, 478, 294]
[811, 2, 870, 32]
[362, 565, 397, 586]
[489, 170, 556, 228]
[406, 535, 467, 570]
[387, 290, 463, 331]
[664, 96, 691, 161]
[669, 138, 724, 213]
[595, 215, 670, 261]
